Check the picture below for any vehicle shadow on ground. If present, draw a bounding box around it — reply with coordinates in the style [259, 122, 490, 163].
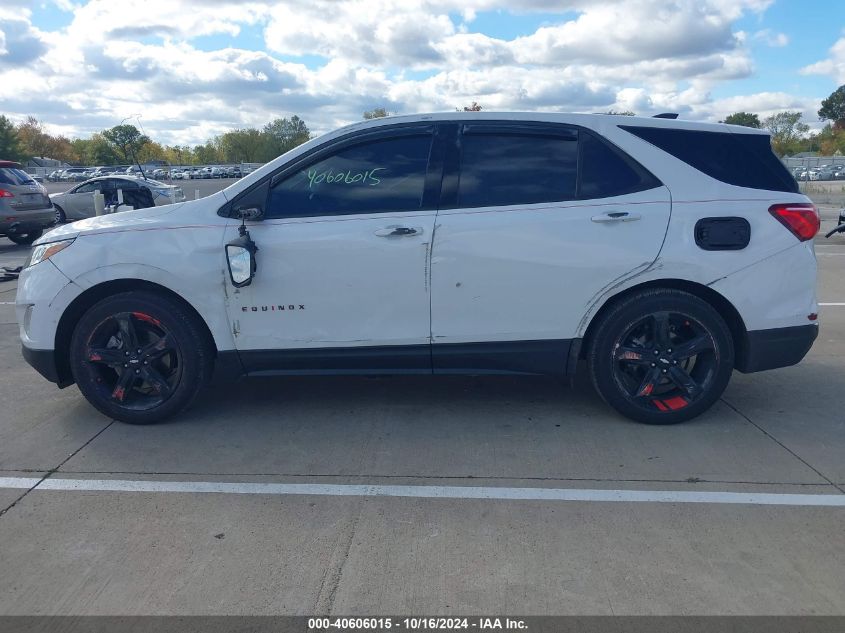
[54, 366, 836, 485]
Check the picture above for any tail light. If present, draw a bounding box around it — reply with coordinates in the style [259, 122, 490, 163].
[0, 189, 14, 198]
[768, 203, 819, 241]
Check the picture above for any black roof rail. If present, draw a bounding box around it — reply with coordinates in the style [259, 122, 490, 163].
[653, 113, 679, 119]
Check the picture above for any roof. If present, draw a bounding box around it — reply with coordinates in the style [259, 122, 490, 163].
[330, 111, 772, 137]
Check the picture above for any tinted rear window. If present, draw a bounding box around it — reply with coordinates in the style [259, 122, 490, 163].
[0, 167, 36, 186]
[458, 133, 578, 207]
[620, 125, 798, 193]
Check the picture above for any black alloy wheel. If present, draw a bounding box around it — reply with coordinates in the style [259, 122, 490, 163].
[81, 311, 181, 411]
[588, 289, 734, 424]
[70, 291, 214, 424]
[612, 311, 717, 413]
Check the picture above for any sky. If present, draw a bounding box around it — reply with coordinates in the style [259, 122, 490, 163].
[1, 0, 844, 146]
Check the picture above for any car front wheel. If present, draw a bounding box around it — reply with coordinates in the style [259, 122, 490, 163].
[587, 288, 734, 425]
[69, 291, 214, 424]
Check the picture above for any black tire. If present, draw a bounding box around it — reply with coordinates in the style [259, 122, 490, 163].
[54, 205, 67, 224]
[8, 230, 43, 245]
[587, 288, 734, 425]
[69, 291, 214, 424]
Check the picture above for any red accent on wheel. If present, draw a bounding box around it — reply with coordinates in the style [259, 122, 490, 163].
[132, 312, 162, 327]
[662, 395, 689, 410]
[653, 400, 669, 411]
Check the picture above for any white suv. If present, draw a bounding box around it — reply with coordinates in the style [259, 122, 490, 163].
[16, 113, 819, 425]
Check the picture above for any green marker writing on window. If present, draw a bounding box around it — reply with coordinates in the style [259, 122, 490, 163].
[307, 167, 385, 189]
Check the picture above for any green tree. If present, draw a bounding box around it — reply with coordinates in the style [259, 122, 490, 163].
[363, 107, 391, 119]
[0, 115, 24, 162]
[193, 142, 221, 165]
[16, 116, 52, 159]
[458, 102, 482, 112]
[217, 128, 265, 163]
[819, 85, 845, 129]
[102, 124, 151, 163]
[762, 111, 809, 156]
[723, 112, 761, 128]
[71, 134, 119, 166]
[136, 140, 166, 164]
[260, 116, 310, 161]
[604, 110, 636, 116]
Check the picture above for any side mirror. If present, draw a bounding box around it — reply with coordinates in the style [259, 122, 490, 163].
[226, 231, 258, 287]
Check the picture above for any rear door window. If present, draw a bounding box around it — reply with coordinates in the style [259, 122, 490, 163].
[456, 128, 578, 207]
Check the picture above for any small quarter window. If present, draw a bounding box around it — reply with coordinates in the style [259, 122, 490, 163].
[578, 132, 660, 199]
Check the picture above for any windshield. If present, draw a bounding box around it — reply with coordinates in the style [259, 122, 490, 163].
[0, 167, 37, 186]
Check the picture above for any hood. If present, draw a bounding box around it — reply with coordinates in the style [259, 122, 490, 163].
[35, 191, 227, 245]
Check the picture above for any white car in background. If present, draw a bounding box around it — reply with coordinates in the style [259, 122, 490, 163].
[18, 112, 818, 425]
[50, 175, 186, 222]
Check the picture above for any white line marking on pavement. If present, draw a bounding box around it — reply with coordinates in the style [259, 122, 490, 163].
[0, 302, 14, 305]
[0, 477, 43, 489]
[0, 477, 840, 507]
[819, 302, 845, 306]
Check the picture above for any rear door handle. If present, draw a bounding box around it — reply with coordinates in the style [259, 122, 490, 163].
[374, 226, 422, 237]
[591, 211, 642, 223]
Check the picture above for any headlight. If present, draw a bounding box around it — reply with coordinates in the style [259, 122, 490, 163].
[26, 238, 75, 268]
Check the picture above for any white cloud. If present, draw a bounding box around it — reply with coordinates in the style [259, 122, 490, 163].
[751, 29, 789, 47]
[0, 0, 821, 146]
[802, 35, 845, 84]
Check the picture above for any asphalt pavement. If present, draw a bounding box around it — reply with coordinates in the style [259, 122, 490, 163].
[0, 192, 842, 616]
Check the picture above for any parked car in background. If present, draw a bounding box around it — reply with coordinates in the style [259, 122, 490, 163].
[50, 175, 185, 222]
[17, 112, 819, 425]
[60, 167, 88, 182]
[47, 170, 63, 182]
[0, 160, 54, 245]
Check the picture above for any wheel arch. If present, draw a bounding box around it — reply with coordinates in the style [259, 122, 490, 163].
[53, 279, 218, 387]
[579, 278, 749, 369]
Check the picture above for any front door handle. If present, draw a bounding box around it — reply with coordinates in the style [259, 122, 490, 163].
[374, 226, 422, 237]
[591, 211, 642, 223]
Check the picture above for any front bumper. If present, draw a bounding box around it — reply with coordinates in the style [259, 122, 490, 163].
[21, 344, 71, 386]
[736, 324, 819, 373]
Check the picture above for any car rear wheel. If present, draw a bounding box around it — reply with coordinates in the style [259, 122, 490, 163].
[69, 291, 214, 424]
[587, 288, 734, 425]
[7, 230, 43, 245]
